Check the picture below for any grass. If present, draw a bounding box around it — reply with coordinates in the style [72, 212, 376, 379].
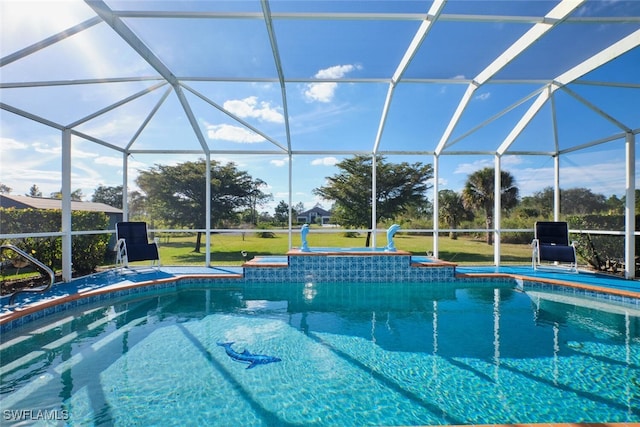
[145, 231, 533, 266]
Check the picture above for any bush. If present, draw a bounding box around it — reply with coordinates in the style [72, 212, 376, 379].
[72, 211, 111, 274]
[254, 224, 276, 238]
[343, 231, 360, 238]
[567, 214, 639, 273]
[0, 208, 110, 274]
[501, 216, 537, 244]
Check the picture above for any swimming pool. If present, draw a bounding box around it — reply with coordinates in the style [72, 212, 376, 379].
[1, 280, 639, 426]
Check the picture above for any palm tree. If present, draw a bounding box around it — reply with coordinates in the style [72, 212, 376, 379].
[462, 167, 519, 245]
[438, 189, 470, 239]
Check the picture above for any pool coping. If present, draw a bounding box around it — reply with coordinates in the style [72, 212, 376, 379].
[456, 272, 640, 300]
[286, 249, 413, 256]
[0, 272, 243, 330]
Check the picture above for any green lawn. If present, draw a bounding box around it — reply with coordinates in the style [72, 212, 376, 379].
[147, 231, 533, 266]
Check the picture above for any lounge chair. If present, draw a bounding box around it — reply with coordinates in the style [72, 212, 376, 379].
[115, 221, 160, 268]
[531, 221, 577, 272]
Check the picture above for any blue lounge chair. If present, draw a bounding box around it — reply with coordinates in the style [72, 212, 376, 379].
[531, 221, 577, 272]
[115, 222, 160, 268]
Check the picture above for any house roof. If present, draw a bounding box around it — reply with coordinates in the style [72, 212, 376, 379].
[299, 204, 331, 216]
[0, 194, 122, 214]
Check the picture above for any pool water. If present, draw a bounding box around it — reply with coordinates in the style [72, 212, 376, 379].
[1, 281, 639, 426]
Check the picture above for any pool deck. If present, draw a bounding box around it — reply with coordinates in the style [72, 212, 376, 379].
[1, 260, 639, 330]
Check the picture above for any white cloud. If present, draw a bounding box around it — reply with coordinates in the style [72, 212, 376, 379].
[304, 64, 360, 103]
[206, 124, 266, 143]
[501, 156, 524, 167]
[454, 157, 523, 175]
[21, 141, 99, 160]
[72, 147, 100, 159]
[311, 156, 339, 166]
[475, 92, 491, 101]
[76, 114, 148, 141]
[0, 137, 28, 152]
[270, 157, 289, 167]
[223, 96, 284, 123]
[31, 142, 60, 155]
[304, 82, 338, 103]
[94, 156, 123, 167]
[453, 159, 492, 175]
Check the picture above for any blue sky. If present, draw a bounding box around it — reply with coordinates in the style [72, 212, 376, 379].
[1, 0, 639, 214]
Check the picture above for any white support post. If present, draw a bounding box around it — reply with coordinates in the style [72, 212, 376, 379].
[371, 154, 377, 248]
[625, 132, 636, 279]
[494, 156, 501, 266]
[554, 155, 560, 221]
[205, 154, 211, 266]
[122, 152, 128, 220]
[432, 154, 439, 258]
[288, 152, 293, 250]
[61, 129, 72, 282]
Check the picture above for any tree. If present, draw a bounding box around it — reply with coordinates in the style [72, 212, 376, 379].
[605, 194, 624, 215]
[246, 179, 272, 225]
[0, 183, 11, 194]
[128, 190, 148, 219]
[462, 167, 519, 245]
[274, 200, 290, 226]
[561, 187, 607, 215]
[518, 187, 555, 219]
[313, 155, 433, 246]
[517, 186, 612, 218]
[621, 189, 640, 213]
[50, 189, 84, 201]
[92, 185, 123, 209]
[136, 159, 271, 252]
[293, 202, 305, 221]
[27, 184, 42, 197]
[438, 189, 471, 239]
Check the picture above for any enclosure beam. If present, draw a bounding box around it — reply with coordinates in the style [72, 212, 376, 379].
[371, 155, 377, 248]
[0, 17, 102, 67]
[494, 156, 501, 266]
[122, 153, 129, 220]
[553, 155, 560, 221]
[432, 154, 440, 258]
[373, 0, 445, 154]
[625, 132, 636, 279]
[261, 0, 293, 153]
[288, 153, 293, 249]
[205, 154, 212, 266]
[61, 129, 73, 282]
[435, 0, 583, 155]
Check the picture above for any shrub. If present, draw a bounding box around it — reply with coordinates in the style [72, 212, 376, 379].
[567, 214, 639, 273]
[254, 224, 276, 238]
[0, 208, 110, 274]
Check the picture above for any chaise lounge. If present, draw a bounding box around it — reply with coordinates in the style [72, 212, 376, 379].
[115, 221, 160, 268]
[531, 221, 577, 273]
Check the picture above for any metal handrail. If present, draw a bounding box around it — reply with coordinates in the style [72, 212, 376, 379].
[1, 244, 55, 306]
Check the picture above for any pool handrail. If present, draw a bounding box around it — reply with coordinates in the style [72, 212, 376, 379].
[1, 244, 55, 305]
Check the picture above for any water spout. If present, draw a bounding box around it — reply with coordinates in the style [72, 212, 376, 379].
[386, 224, 401, 252]
[300, 224, 310, 252]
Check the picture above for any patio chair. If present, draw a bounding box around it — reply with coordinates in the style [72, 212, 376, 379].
[531, 221, 577, 273]
[115, 221, 160, 268]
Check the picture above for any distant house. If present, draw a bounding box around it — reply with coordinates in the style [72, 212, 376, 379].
[0, 195, 123, 245]
[297, 203, 332, 225]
